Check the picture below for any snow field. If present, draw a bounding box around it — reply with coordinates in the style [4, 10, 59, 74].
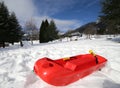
[0, 37, 120, 88]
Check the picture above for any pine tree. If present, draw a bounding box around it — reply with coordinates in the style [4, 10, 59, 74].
[100, 0, 120, 34]
[96, 21, 106, 34]
[0, 2, 9, 47]
[39, 19, 59, 43]
[39, 21, 45, 43]
[8, 12, 23, 44]
[0, 2, 23, 47]
[48, 20, 59, 41]
[44, 19, 49, 42]
[39, 19, 49, 43]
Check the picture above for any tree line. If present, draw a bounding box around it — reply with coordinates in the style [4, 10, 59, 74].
[0, 2, 23, 48]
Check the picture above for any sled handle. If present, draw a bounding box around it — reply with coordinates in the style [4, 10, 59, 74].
[63, 57, 70, 61]
[89, 50, 96, 56]
[89, 50, 98, 64]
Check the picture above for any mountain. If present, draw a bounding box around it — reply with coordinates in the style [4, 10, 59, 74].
[63, 22, 97, 37]
[75, 22, 97, 33]
[63, 22, 106, 37]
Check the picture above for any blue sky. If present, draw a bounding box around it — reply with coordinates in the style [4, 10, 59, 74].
[34, 0, 101, 23]
[3, 0, 101, 32]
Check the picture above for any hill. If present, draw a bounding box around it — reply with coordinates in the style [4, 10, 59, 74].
[63, 22, 106, 37]
[75, 22, 97, 33]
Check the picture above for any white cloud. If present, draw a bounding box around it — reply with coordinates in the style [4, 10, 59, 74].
[54, 19, 81, 31]
[3, 0, 37, 21]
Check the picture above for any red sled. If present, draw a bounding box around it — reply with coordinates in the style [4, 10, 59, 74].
[34, 53, 107, 86]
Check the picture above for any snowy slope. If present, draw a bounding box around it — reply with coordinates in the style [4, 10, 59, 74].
[0, 37, 120, 88]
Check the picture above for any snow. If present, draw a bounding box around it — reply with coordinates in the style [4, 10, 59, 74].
[0, 36, 120, 88]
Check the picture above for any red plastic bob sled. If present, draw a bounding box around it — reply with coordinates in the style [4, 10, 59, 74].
[34, 50, 107, 86]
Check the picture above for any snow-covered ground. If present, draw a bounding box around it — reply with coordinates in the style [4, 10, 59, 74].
[0, 36, 120, 88]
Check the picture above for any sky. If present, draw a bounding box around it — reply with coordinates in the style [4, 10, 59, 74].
[1, 0, 101, 32]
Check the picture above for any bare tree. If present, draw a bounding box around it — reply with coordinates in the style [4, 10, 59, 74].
[24, 18, 39, 44]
